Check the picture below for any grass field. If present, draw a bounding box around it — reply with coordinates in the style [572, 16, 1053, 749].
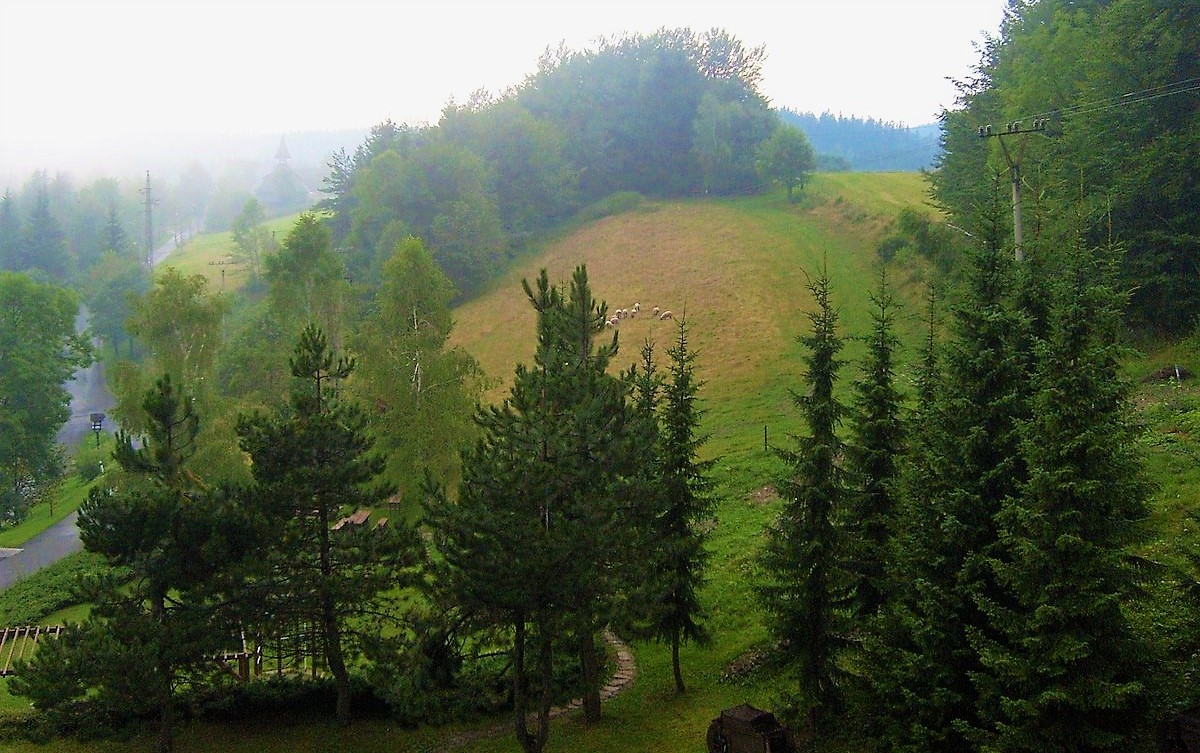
[451, 173, 934, 477]
[0, 476, 93, 550]
[156, 213, 305, 293]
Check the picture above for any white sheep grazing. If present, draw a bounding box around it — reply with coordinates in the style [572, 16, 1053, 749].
[633, 302, 641, 312]
[659, 310, 673, 320]
[653, 306, 660, 316]
[629, 309, 637, 318]
[606, 319, 614, 328]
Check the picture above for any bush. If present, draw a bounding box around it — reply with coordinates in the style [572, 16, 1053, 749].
[192, 675, 390, 721]
[577, 191, 646, 222]
[0, 552, 107, 625]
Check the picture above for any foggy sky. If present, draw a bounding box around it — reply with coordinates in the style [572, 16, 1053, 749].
[0, 0, 1005, 180]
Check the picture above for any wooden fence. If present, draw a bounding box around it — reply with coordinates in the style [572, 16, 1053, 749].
[0, 625, 64, 676]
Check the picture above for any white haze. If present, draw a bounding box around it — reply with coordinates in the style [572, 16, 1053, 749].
[0, 0, 1006, 184]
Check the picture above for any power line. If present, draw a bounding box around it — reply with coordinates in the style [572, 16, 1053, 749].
[1011, 76, 1200, 124]
[971, 75, 1200, 262]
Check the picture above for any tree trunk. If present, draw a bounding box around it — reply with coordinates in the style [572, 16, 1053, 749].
[580, 630, 601, 723]
[156, 689, 175, 753]
[151, 591, 175, 753]
[534, 627, 553, 752]
[672, 631, 686, 693]
[325, 603, 351, 726]
[513, 615, 531, 752]
[514, 614, 553, 753]
[318, 508, 351, 726]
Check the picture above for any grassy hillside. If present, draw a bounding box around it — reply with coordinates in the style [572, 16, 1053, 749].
[155, 212, 304, 291]
[451, 173, 936, 492]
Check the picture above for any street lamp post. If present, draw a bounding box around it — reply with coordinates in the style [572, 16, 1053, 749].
[89, 412, 105, 448]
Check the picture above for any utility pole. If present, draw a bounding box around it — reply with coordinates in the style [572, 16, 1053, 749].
[978, 119, 1050, 262]
[141, 171, 156, 268]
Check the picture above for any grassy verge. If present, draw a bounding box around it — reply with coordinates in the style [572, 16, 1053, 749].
[0, 551, 106, 625]
[0, 476, 93, 549]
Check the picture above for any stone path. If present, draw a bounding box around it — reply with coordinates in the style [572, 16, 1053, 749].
[435, 629, 637, 751]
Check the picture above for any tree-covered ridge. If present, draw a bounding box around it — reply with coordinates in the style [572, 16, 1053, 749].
[320, 28, 807, 299]
[934, 0, 1200, 336]
[779, 109, 940, 171]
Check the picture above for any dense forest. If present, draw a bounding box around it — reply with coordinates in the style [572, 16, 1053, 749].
[779, 109, 940, 171]
[1, 6, 1200, 753]
[933, 0, 1200, 337]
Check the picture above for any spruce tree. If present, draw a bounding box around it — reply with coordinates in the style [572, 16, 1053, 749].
[760, 265, 849, 729]
[20, 186, 69, 278]
[0, 189, 20, 270]
[644, 319, 715, 693]
[869, 222, 1031, 753]
[103, 203, 130, 255]
[844, 266, 903, 621]
[968, 242, 1150, 751]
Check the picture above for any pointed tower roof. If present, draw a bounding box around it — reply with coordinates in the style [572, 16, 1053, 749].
[274, 135, 291, 164]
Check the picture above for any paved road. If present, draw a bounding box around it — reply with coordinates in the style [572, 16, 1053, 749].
[56, 305, 117, 450]
[0, 231, 186, 591]
[0, 513, 83, 590]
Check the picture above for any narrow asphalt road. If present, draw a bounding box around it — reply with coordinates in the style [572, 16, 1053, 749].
[0, 230, 187, 592]
[0, 512, 82, 590]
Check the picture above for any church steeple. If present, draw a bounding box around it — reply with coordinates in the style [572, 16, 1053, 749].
[274, 135, 291, 165]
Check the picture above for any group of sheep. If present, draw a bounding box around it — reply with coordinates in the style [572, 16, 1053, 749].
[605, 302, 673, 328]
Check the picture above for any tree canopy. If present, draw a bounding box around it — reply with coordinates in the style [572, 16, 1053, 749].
[0, 272, 90, 523]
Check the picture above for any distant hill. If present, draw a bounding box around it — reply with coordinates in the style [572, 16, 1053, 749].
[780, 109, 940, 171]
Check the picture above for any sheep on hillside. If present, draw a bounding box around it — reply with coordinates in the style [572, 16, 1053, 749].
[659, 310, 673, 321]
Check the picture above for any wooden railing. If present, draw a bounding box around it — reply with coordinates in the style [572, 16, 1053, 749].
[0, 625, 64, 676]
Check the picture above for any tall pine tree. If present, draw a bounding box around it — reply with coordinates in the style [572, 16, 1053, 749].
[426, 266, 633, 752]
[639, 319, 715, 693]
[967, 241, 1150, 752]
[20, 185, 69, 279]
[870, 215, 1033, 752]
[237, 325, 419, 726]
[17, 376, 234, 753]
[843, 266, 904, 621]
[760, 264, 849, 731]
